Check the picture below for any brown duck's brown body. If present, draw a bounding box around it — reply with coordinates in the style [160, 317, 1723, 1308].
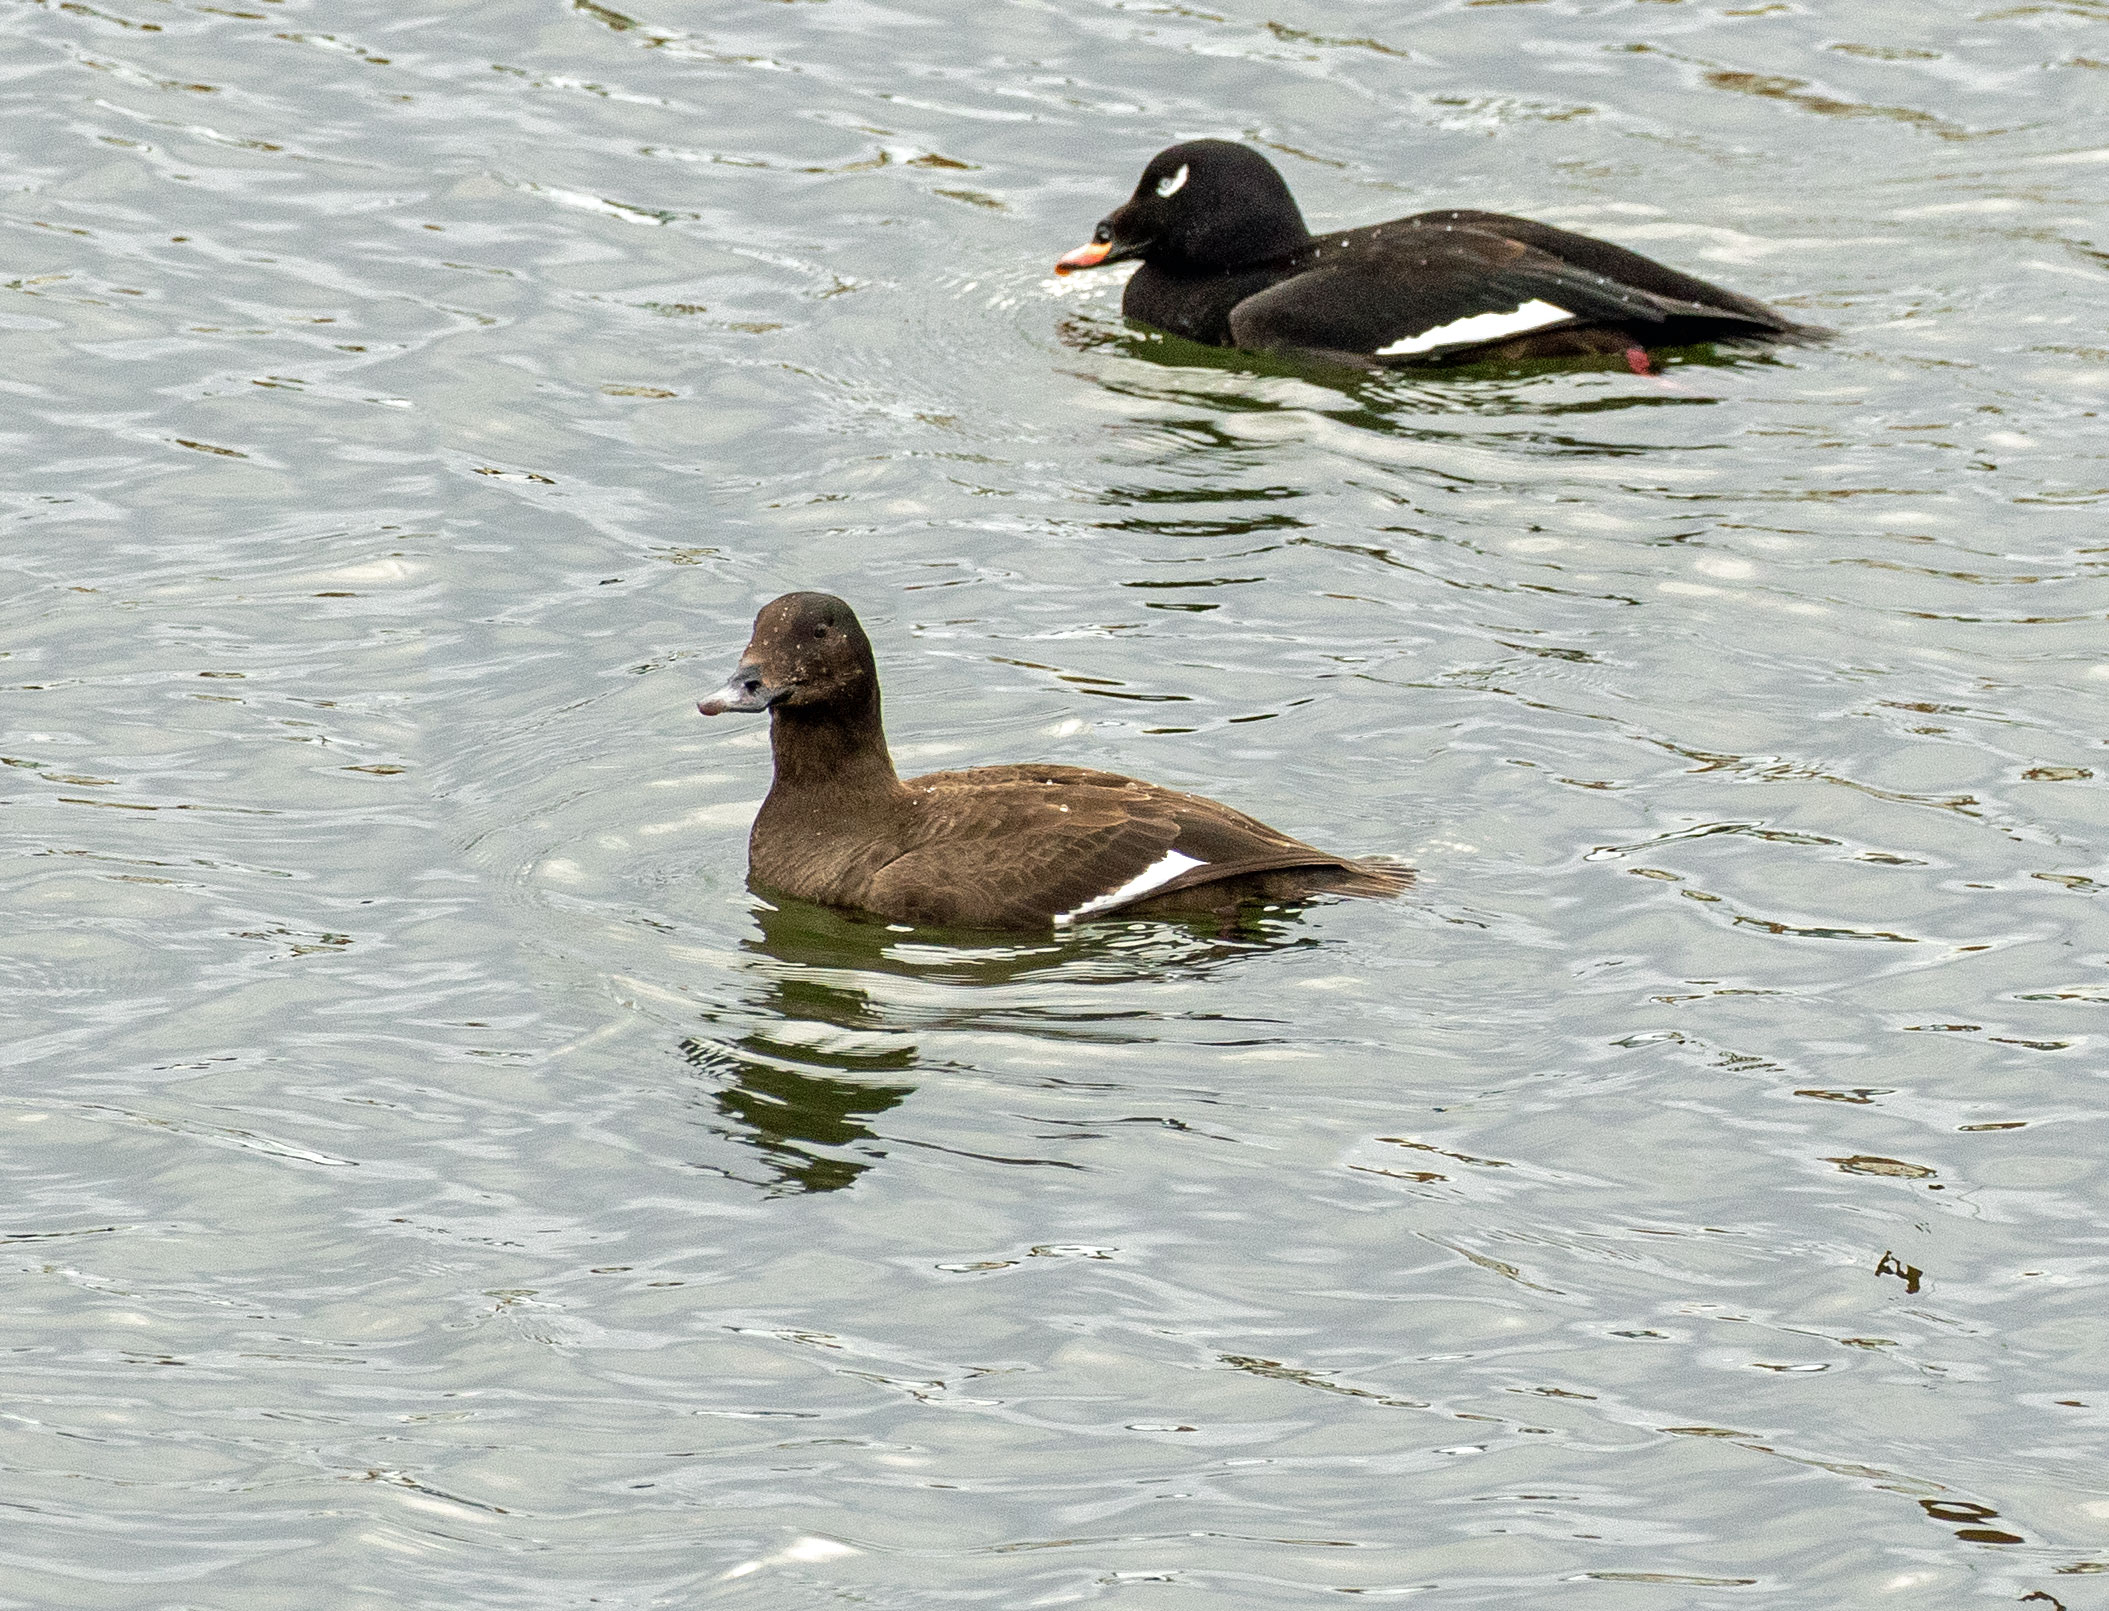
[702, 594, 1410, 932]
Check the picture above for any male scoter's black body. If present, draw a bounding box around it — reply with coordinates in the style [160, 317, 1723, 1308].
[1057, 140, 1820, 368]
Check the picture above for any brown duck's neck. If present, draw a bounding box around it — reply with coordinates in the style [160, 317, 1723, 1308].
[764, 687, 904, 809]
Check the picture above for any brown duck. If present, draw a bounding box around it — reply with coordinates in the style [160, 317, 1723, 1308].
[698, 593, 1411, 931]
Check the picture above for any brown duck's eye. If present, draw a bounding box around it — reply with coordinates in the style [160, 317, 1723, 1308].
[812, 624, 830, 639]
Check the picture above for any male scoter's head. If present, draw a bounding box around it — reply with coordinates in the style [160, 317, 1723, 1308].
[698, 592, 878, 718]
[1055, 140, 1310, 277]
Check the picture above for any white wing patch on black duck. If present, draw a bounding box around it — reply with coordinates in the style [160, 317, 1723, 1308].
[1376, 297, 1575, 355]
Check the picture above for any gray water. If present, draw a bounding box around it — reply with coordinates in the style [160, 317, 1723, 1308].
[4, 0, 2107, 1605]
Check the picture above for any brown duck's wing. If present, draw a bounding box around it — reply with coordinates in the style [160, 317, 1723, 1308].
[909, 766, 1337, 864]
[868, 778, 1185, 929]
[872, 772, 1386, 929]
[1119, 783, 1391, 906]
[912, 762, 1165, 792]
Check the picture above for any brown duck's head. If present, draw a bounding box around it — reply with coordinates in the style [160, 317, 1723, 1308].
[698, 592, 878, 718]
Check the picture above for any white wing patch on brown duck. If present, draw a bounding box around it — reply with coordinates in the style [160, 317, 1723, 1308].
[1055, 849, 1207, 926]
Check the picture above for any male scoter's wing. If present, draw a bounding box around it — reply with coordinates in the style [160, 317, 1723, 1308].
[1225, 226, 1779, 363]
[1409, 209, 1807, 330]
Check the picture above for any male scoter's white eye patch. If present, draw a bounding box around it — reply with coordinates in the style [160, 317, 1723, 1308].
[1155, 164, 1189, 199]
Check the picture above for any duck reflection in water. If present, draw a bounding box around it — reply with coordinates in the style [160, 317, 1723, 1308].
[680, 891, 1329, 1195]
[678, 1036, 911, 1197]
[679, 898, 917, 1197]
[1050, 311, 1796, 441]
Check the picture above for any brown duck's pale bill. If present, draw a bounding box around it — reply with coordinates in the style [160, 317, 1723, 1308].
[697, 665, 780, 716]
[1053, 240, 1112, 274]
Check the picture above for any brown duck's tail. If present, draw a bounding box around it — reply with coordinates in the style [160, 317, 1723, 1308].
[1113, 854, 1414, 921]
[1218, 857, 1413, 904]
[1321, 856, 1415, 899]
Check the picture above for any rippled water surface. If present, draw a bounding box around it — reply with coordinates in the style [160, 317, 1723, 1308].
[5, 0, 2108, 1603]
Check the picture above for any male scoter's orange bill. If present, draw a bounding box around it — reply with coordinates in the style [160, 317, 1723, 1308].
[1053, 239, 1111, 274]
